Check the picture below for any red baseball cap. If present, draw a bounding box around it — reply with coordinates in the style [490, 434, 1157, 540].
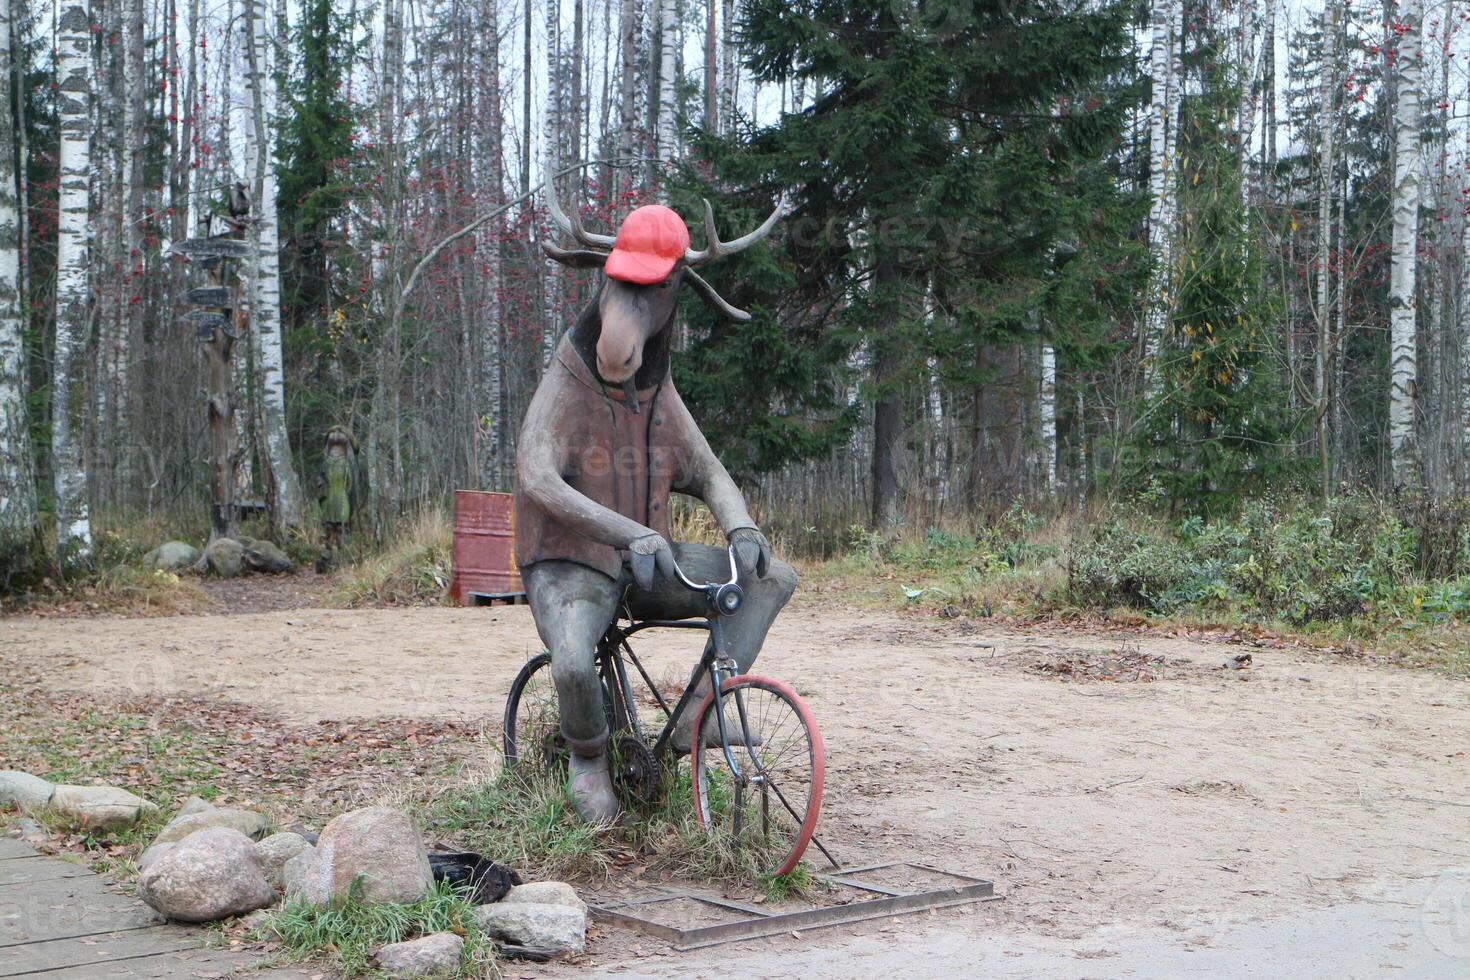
[605, 205, 690, 284]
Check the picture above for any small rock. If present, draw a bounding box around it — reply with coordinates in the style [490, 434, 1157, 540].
[241, 538, 292, 574]
[177, 796, 216, 818]
[290, 806, 434, 906]
[254, 832, 311, 889]
[205, 538, 245, 577]
[50, 785, 157, 832]
[138, 841, 177, 873]
[144, 541, 201, 571]
[281, 843, 321, 902]
[154, 806, 270, 845]
[137, 827, 275, 923]
[13, 817, 44, 837]
[474, 902, 586, 953]
[501, 881, 586, 914]
[372, 932, 464, 977]
[0, 771, 55, 811]
[239, 909, 272, 931]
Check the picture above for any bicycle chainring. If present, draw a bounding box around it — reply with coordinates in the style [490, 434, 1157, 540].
[612, 734, 660, 803]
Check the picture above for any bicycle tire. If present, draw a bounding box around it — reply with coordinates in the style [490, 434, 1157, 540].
[688, 675, 825, 877]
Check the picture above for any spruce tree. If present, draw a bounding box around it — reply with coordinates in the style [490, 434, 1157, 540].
[682, 0, 1144, 522]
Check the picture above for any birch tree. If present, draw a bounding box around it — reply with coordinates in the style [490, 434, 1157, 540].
[51, 1, 92, 558]
[243, 0, 304, 527]
[719, 0, 735, 130]
[0, 0, 35, 549]
[1143, 0, 1180, 386]
[656, 0, 678, 176]
[1040, 344, 1057, 494]
[1388, 0, 1423, 489]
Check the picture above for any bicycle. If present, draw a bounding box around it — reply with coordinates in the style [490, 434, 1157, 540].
[503, 544, 827, 877]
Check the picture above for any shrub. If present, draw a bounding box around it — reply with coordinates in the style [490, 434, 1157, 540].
[1066, 521, 1218, 613]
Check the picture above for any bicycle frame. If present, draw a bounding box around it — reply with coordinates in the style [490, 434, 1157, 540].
[598, 545, 764, 785]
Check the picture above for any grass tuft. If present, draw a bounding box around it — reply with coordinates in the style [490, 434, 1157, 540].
[330, 507, 452, 607]
[266, 879, 497, 978]
[424, 753, 819, 898]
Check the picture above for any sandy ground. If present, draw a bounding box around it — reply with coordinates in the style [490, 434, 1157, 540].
[4, 601, 1469, 976]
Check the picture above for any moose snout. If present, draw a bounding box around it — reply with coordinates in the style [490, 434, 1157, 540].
[596, 336, 641, 383]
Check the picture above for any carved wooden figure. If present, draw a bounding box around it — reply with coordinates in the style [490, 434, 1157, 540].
[514, 190, 795, 822]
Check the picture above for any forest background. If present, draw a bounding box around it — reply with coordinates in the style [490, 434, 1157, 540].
[4, 0, 1470, 662]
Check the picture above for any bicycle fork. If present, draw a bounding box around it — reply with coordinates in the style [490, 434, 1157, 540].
[705, 619, 772, 840]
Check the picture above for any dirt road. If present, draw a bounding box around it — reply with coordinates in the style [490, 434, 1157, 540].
[5, 601, 1468, 975]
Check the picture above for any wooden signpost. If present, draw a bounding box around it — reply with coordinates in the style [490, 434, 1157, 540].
[173, 224, 250, 540]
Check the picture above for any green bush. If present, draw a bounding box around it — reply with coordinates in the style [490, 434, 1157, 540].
[1067, 497, 1422, 625]
[1066, 522, 1221, 613]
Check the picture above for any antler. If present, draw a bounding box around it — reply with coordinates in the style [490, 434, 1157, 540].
[545, 180, 616, 250]
[684, 196, 785, 266]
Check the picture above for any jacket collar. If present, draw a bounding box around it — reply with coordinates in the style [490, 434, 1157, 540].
[555, 334, 664, 405]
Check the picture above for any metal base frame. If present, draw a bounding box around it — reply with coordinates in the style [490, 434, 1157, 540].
[588, 862, 999, 950]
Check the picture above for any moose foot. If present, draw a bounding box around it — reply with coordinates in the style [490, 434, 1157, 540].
[567, 752, 620, 823]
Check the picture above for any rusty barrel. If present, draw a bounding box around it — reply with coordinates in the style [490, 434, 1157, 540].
[450, 490, 524, 605]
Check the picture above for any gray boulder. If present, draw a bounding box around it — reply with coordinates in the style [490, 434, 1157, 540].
[240, 538, 292, 574]
[49, 785, 157, 832]
[137, 841, 177, 873]
[144, 541, 200, 572]
[254, 832, 311, 890]
[473, 902, 586, 953]
[205, 538, 245, 577]
[136, 826, 275, 923]
[501, 881, 586, 914]
[288, 806, 433, 906]
[280, 843, 322, 903]
[154, 805, 269, 845]
[177, 796, 216, 818]
[372, 933, 464, 977]
[0, 771, 55, 811]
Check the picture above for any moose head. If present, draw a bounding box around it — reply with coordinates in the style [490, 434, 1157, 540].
[541, 188, 782, 403]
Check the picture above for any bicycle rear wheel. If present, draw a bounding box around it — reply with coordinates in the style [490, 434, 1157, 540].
[688, 675, 824, 877]
[503, 650, 627, 773]
[502, 653, 565, 772]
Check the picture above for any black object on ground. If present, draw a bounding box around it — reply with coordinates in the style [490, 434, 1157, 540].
[426, 849, 521, 904]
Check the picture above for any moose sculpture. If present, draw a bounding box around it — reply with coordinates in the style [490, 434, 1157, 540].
[513, 189, 797, 823]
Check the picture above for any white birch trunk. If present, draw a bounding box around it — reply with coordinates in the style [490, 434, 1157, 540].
[719, 0, 734, 130]
[656, 0, 677, 175]
[244, 0, 304, 526]
[1143, 0, 1179, 387]
[1041, 344, 1057, 494]
[0, 0, 35, 548]
[52, 2, 92, 557]
[1389, 0, 1423, 489]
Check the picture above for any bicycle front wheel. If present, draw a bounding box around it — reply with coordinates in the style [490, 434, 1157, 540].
[688, 675, 824, 878]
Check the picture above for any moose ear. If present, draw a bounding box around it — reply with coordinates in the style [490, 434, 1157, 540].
[542, 242, 610, 269]
[684, 268, 752, 322]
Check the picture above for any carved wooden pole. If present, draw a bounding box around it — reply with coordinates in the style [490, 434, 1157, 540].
[176, 220, 251, 540]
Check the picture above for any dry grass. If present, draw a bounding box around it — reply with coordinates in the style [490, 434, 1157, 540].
[330, 508, 452, 607]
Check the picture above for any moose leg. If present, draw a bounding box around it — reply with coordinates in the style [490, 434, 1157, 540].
[628, 542, 798, 751]
[521, 560, 622, 822]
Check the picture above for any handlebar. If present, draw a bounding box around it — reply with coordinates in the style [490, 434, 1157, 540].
[667, 544, 744, 616]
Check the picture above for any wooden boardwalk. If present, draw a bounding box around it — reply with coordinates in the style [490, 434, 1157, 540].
[0, 837, 312, 979]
